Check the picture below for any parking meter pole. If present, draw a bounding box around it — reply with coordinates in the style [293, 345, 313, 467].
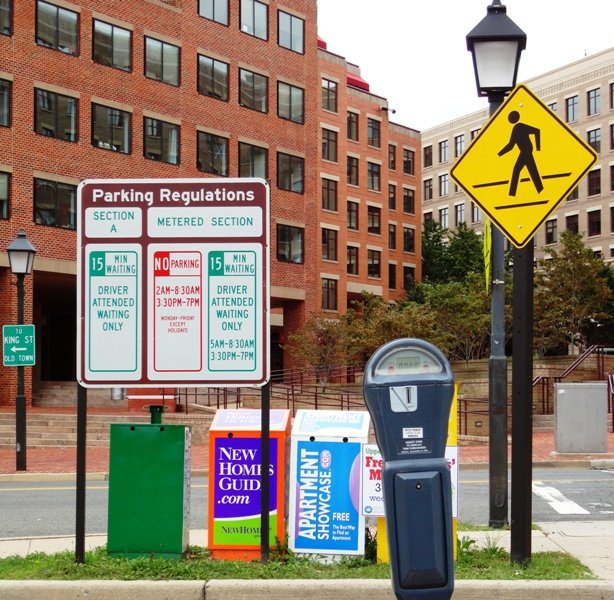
[511, 245, 534, 565]
[363, 339, 454, 600]
[149, 405, 164, 424]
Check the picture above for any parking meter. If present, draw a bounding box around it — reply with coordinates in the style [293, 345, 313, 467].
[363, 338, 454, 600]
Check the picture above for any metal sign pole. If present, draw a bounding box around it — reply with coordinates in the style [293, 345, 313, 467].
[260, 381, 270, 563]
[75, 384, 87, 564]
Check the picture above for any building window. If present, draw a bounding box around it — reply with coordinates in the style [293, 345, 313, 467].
[92, 104, 130, 153]
[278, 10, 303, 53]
[403, 266, 415, 292]
[347, 246, 358, 275]
[423, 145, 432, 168]
[239, 142, 267, 178]
[0, 172, 9, 219]
[587, 128, 601, 153]
[438, 140, 448, 163]
[610, 124, 614, 151]
[277, 152, 304, 193]
[388, 144, 396, 170]
[367, 118, 381, 147]
[93, 19, 131, 71]
[277, 81, 304, 123]
[588, 169, 601, 196]
[588, 210, 601, 237]
[423, 211, 433, 223]
[322, 278, 337, 311]
[587, 88, 601, 116]
[199, 0, 228, 25]
[388, 224, 396, 249]
[367, 249, 381, 278]
[145, 37, 179, 86]
[1, 0, 11, 35]
[198, 54, 229, 101]
[611, 165, 614, 192]
[471, 202, 482, 223]
[566, 213, 578, 234]
[565, 95, 578, 123]
[611, 207, 614, 233]
[241, 0, 267, 40]
[403, 149, 415, 175]
[611, 83, 614, 110]
[34, 177, 76, 229]
[277, 224, 303, 263]
[388, 184, 396, 210]
[322, 178, 337, 211]
[454, 203, 465, 226]
[454, 134, 465, 158]
[403, 227, 415, 253]
[439, 174, 449, 197]
[197, 131, 228, 176]
[347, 156, 359, 186]
[567, 186, 579, 201]
[0, 79, 9, 126]
[403, 188, 415, 214]
[388, 263, 396, 290]
[322, 228, 338, 261]
[239, 68, 268, 112]
[545, 219, 557, 244]
[548, 101, 558, 112]
[322, 128, 338, 162]
[367, 162, 381, 191]
[439, 207, 449, 228]
[322, 78, 337, 112]
[424, 178, 433, 201]
[144, 117, 179, 164]
[36, 0, 78, 55]
[35, 88, 77, 141]
[367, 205, 381, 235]
[347, 111, 358, 141]
[347, 201, 358, 230]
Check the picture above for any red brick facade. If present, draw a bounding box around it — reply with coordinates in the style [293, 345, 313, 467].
[0, 0, 421, 405]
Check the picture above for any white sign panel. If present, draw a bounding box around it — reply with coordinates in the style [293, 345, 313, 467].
[77, 178, 270, 387]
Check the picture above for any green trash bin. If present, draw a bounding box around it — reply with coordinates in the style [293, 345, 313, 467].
[107, 423, 191, 559]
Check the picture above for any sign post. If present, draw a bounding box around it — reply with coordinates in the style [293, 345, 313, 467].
[77, 178, 270, 388]
[451, 84, 597, 564]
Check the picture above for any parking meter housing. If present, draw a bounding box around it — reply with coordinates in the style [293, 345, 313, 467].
[363, 338, 454, 600]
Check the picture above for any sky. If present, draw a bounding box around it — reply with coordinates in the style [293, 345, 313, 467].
[317, 0, 614, 131]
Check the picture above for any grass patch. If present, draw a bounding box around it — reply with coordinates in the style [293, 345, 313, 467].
[0, 542, 595, 581]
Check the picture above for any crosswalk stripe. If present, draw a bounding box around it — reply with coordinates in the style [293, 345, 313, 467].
[532, 482, 590, 515]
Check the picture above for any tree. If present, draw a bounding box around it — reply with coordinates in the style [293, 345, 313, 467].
[421, 219, 449, 283]
[534, 231, 612, 354]
[284, 313, 349, 387]
[446, 222, 485, 281]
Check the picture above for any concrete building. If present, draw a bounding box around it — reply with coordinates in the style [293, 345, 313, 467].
[422, 46, 614, 260]
[0, 0, 421, 406]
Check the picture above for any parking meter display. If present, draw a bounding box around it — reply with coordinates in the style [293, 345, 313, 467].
[374, 347, 444, 376]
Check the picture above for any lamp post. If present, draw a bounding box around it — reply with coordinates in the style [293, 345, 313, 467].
[466, 0, 526, 529]
[7, 229, 37, 471]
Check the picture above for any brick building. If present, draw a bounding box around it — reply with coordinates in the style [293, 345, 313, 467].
[0, 0, 421, 406]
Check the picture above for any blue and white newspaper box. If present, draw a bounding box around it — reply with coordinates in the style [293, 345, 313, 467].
[288, 409, 370, 557]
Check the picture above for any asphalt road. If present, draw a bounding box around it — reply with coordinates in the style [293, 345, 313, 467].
[1, 468, 613, 538]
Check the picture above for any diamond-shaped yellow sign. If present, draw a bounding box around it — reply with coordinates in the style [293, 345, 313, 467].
[451, 85, 597, 248]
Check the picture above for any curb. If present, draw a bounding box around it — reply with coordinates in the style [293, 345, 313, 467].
[1, 579, 614, 600]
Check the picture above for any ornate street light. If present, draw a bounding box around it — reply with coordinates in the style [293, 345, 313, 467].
[7, 229, 37, 471]
[466, 0, 526, 532]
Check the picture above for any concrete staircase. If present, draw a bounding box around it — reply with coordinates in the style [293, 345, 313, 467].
[32, 381, 125, 408]
[0, 412, 151, 448]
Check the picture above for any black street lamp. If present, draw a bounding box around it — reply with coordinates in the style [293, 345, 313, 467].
[466, 0, 526, 531]
[7, 229, 37, 471]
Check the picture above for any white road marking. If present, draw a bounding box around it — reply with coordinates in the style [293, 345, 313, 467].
[532, 482, 590, 515]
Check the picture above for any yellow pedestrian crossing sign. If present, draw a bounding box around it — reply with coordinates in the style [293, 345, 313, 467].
[451, 84, 598, 248]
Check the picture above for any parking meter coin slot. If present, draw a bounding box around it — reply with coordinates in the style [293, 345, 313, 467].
[393, 470, 449, 590]
[390, 386, 418, 412]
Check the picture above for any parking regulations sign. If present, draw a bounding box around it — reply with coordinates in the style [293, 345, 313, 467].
[77, 178, 270, 388]
[451, 85, 597, 248]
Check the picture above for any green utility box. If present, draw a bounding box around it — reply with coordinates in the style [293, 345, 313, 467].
[107, 423, 191, 559]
